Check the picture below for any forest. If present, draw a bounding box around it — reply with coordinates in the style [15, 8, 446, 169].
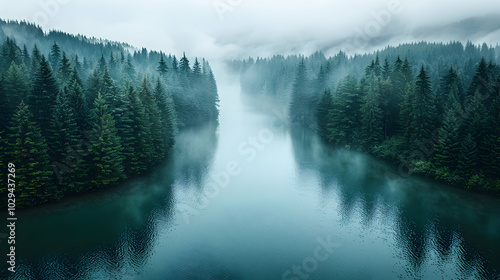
[229, 41, 500, 195]
[0, 20, 219, 208]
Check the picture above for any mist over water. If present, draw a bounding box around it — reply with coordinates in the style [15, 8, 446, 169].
[2, 64, 500, 280]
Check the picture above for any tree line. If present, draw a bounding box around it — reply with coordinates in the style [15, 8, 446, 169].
[0, 21, 219, 208]
[232, 42, 500, 195]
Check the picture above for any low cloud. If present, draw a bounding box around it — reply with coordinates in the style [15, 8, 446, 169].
[0, 0, 499, 59]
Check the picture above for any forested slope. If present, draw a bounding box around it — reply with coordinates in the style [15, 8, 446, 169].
[230, 41, 500, 195]
[0, 20, 219, 208]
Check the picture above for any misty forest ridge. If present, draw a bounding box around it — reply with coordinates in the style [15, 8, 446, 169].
[0, 10, 500, 280]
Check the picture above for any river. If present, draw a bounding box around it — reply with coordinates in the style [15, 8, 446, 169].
[2, 64, 500, 280]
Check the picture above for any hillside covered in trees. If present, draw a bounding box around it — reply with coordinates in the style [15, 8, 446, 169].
[0, 20, 219, 208]
[229, 42, 500, 195]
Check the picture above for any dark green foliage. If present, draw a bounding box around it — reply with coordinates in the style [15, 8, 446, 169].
[49, 41, 61, 70]
[154, 78, 177, 148]
[7, 102, 56, 207]
[235, 42, 500, 196]
[361, 76, 384, 147]
[140, 78, 165, 163]
[327, 75, 361, 145]
[157, 54, 168, 76]
[289, 59, 311, 124]
[58, 52, 72, 86]
[125, 85, 152, 173]
[86, 93, 125, 187]
[0, 23, 219, 208]
[3, 62, 29, 117]
[316, 89, 333, 140]
[29, 56, 59, 135]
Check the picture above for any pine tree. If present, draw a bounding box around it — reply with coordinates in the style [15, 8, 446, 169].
[113, 87, 138, 177]
[29, 56, 59, 135]
[49, 41, 61, 70]
[48, 87, 85, 193]
[179, 53, 191, 88]
[192, 58, 202, 83]
[3, 62, 29, 117]
[405, 67, 436, 142]
[86, 69, 102, 106]
[58, 52, 72, 86]
[123, 57, 136, 78]
[97, 54, 107, 74]
[157, 54, 168, 77]
[140, 78, 166, 163]
[289, 59, 309, 124]
[86, 93, 125, 187]
[434, 106, 461, 170]
[0, 78, 8, 131]
[327, 75, 361, 145]
[126, 85, 152, 172]
[172, 55, 179, 72]
[154, 78, 176, 148]
[361, 76, 384, 147]
[7, 101, 56, 207]
[458, 133, 478, 179]
[316, 89, 333, 140]
[31, 44, 41, 73]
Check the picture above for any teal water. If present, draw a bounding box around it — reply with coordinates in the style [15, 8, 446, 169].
[1, 65, 500, 280]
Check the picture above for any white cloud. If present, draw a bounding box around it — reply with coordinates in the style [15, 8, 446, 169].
[0, 0, 499, 59]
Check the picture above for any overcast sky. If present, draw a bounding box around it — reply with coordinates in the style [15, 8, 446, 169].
[1, 0, 500, 60]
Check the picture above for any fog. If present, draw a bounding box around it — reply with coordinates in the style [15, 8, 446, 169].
[1, 0, 500, 59]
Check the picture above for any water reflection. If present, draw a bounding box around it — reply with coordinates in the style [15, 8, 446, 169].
[1, 121, 218, 280]
[290, 125, 500, 279]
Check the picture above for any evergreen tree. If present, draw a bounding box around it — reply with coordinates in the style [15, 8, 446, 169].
[157, 54, 168, 77]
[140, 78, 166, 163]
[3, 62, 29, 117]
[7, 101, 56, 207]
[48, 87, 85, 192]
[289, 59, 309, 124]
[86, 93, 125, 187]
[458, 133, 478, 179]
[31, 44, 41, 73]
[126, 85, 152, 173]
[405, 67, 436, 142]
[361, 76, 384, 147]
[68, 79, 87, 131]
[49, 41, 61, 70]
[327, 75, 361, 145]
[86, 69, 102, 107]
[172, 55, 179, 72]
[316, 89, 333, 140]
[434, 106, 461, 170]
[0, 78, 8, 131]
[29, 56, 59, 135]
[154, 78, 176, 148]
[58, 52, 72, 86]
[179, 53, 191, 88]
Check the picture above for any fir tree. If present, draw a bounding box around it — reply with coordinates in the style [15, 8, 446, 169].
[29, 56, 59, 135]
[7, 101, 56, 207]
[3, 62, 29, 117]
[289, 59, 309, 124]
[49, 41, 61, 70]
[157, 54, 168, 77]
[140, 78, 166, 163]
[86, 93, 125, 187]
[316, 89, 333, 140]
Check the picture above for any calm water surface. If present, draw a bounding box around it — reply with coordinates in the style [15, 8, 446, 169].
[2, 65, 500, 280]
